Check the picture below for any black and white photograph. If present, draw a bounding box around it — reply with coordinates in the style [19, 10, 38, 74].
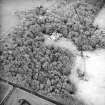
[0, 0, 105, 105]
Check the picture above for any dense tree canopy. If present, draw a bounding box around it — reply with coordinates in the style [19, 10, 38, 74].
[0, 0, 105, 105]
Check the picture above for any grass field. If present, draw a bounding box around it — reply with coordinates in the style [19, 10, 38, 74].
[0, 0, 57, 34]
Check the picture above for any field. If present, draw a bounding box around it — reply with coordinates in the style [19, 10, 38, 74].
[0, 0, 105, 105]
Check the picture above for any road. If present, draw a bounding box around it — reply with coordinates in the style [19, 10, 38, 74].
[0, 79, 58, 105]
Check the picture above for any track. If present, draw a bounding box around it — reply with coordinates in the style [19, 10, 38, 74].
[0, 77, 64, 105]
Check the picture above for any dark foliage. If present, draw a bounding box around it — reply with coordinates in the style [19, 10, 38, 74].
[0, 5, 76, 105]
[0, 0, 105, 105]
